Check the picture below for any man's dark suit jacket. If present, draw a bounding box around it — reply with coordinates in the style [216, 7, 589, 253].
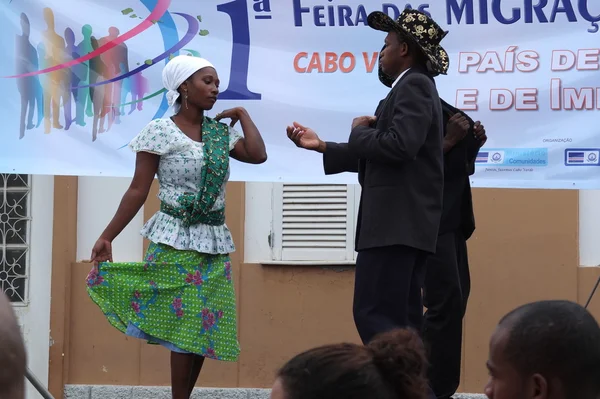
[439, 99, 479, 240]
[322, 67, 444, 254]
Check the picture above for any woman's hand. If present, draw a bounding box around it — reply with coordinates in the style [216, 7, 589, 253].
[215, 107, 244, 127]
[90, 237, 113, 270]
[221, 107, 268, 164]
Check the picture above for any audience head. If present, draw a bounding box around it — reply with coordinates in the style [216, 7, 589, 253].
[271, 328, 428, 399]
[0, 290, 26, 399]
[485, 300, 600, 399]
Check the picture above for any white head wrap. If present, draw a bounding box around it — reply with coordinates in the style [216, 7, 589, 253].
[162, 55, 215, 113]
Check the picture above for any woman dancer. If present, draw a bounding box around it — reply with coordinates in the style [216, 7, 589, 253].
[86, 55, 267, 399]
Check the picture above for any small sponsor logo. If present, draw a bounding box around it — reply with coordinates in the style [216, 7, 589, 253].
[564, 149, 600, 166]
[475, 151, 489, 163]
[475, 148, 547, 167]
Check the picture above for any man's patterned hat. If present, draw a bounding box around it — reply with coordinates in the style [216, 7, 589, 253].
[368, 8, 450, 76]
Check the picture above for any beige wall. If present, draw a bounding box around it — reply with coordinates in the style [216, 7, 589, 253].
[48, 177, 600, 397]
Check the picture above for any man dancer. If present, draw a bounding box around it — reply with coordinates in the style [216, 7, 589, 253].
[423, 98, 487, 399]
[377, 46, 487, 396]
[287, 8, 448, 346]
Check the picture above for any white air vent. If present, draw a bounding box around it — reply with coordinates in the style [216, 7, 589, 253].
[272, 184, 356, 262]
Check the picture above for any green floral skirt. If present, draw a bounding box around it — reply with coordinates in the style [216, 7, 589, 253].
[86, 242, 240, 361]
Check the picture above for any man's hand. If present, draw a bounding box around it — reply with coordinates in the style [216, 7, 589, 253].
[286, 122, 326, 153]
[474, 121, 487, 147]
[352, 116, 376, 129]
[446, 113, 470, 146]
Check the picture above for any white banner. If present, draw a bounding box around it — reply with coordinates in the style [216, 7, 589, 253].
[1, 0, 600, 188]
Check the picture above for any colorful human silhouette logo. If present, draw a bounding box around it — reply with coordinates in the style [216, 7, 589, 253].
[8, 0, 205, 142]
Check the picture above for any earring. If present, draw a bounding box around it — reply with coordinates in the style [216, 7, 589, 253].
[184, 91, 189, 110]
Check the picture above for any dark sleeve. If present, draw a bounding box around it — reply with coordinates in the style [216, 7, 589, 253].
[347, 74, 433, 164]
[323, 142, 359, 175]
[465, 134, 478, 175]
[463, 114, 480, 176]
[444, 118, 474, 179]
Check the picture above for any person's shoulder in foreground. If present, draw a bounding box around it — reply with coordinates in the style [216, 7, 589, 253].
[0, 290, 26, 399]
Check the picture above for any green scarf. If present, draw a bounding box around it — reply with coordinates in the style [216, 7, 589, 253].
[160, 117, 229, 227]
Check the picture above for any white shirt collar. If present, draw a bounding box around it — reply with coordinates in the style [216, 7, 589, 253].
[391, 68, 410, 89]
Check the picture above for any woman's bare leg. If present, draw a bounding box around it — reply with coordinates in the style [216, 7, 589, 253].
[170, 352, 205, 399]
[187, 355, 205, 397]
